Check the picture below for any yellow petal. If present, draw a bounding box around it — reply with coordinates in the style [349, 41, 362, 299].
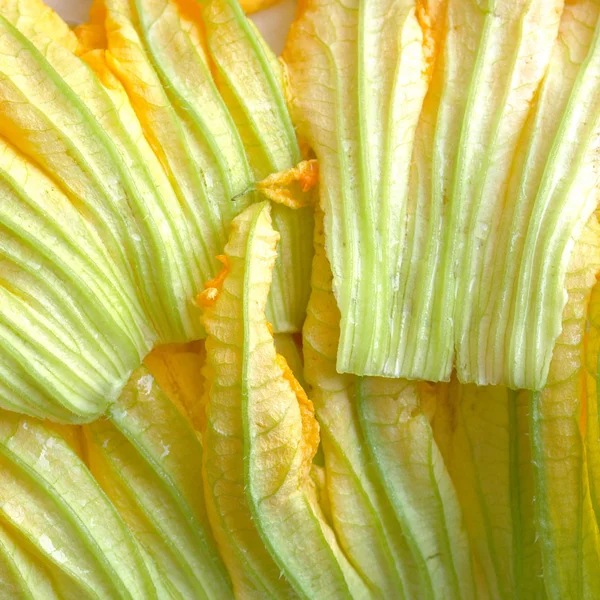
[239, 0, 281, 14]
[0, 0, 77, 51]
[144, 342, 207, 432]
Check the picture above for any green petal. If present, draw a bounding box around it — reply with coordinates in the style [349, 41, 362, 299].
[199, 0, 314, 331]
[202, 202, 368, 598]
[303, 211, 418, 598]
[0, 523, 59, 600]
[586, 249, 600, 542]
[85, 365, 233, 600]
[0, 11, 200, 341]
[0, 411, 155, 599]
[356, 377, 477, 600]
[430, 382, 544, 599]
[284, 0, 598, 390]
[529, 213, 600, 599]
[91, 0, 313, 334]
[0, 133, 153, 422]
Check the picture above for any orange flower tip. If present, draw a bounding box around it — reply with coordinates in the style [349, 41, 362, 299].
[204, 255, 230, 290]
[267, 321, 274, 336]
[276, 354, 309, 407]
[299, 159, 319, 192]
[254, 159, 319, 207]
[197, 287, 219, 309]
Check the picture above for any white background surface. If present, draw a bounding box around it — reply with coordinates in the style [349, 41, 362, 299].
[45, 0, 295, 55]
